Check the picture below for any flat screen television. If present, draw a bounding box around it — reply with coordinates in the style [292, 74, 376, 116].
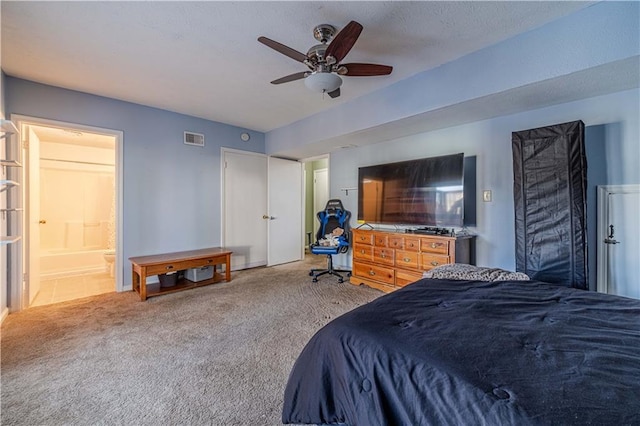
[357, 153, 476, 227]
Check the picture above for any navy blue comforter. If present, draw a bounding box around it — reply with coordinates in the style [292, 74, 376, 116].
[282, 279, 640, 425]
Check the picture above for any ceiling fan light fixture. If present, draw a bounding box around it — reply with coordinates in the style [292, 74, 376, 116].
[304, 72, 342, 94]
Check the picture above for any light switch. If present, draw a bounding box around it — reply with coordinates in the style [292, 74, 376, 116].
[483, 190, 492, 202]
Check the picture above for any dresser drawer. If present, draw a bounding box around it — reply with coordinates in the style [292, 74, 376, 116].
[146, 258, 216, 275]
[374, 233, 389, 247]
[420, 238, 450, 255]
[353, 262, 395, 285]
[353, 230, 374, 245]
[396, 269, 424, 287]
[353, 243, 373, 261]
[404, 237, 420, 252]
[395, 250, 419, 269]
[420, 253, 450, 270]
[388, 236, 404, 249]
[373, 247, 395, 266]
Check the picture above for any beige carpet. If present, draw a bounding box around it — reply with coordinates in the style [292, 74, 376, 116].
[1, 258, 382, 425]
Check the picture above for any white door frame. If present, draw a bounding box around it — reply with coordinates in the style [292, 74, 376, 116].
[313, 168, 329, 239]
[596, 184, 640, 294]
[10, 114, 124, 311]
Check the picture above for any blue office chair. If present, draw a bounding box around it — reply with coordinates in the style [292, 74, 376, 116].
[309, 199, 351, 283]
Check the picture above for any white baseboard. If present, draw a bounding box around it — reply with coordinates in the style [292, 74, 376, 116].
[1, 307, 9, 324]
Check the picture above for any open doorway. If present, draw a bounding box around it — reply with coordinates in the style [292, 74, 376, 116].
[12, 116, 122, 309]
[303, 156, 329, 251]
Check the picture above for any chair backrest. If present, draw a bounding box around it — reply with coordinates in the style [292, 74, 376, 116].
[316, 199, 351, 243]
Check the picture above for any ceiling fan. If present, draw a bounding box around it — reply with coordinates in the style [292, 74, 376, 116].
[258, 21, 393, 98]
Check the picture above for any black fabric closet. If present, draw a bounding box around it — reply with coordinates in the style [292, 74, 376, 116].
[512, 120, 588, 289]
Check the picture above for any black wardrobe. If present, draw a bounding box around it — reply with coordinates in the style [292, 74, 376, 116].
[512, 120, 588, 289]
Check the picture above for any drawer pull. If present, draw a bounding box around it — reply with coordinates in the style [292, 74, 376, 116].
[368, 270, 376, 276]
[207, 259, 213, 264]
[403, 257, 411, 263]
[430, 261, 439, 266]
[409, 243, 415, 247]
[430, 243, 440, 248]
[166, 265, 174, 270]
[360, 250, 365, 254]
[381, 253, 386, 258]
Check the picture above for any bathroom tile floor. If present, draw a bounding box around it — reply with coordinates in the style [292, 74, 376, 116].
[31, 272, 115, 307]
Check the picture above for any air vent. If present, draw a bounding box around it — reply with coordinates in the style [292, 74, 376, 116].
[184, 131, 205, 147]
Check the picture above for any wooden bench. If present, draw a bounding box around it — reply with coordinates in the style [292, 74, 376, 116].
[130, 247, 232, 301]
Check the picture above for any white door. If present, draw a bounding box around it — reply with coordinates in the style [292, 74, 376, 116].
[597, 185, 640, 299]
[313, 168, 329, 238]
[268, 157, 303, 266]
[223, 150, 268, 270]
[25, 127, 41, 305]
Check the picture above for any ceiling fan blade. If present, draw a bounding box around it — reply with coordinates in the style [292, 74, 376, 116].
[339, 63, 393, 76]
[325, 21, 363, 63]
[327, 88, 341, 98]
[258, 36, 307, 63]
[270, 71, 308, 85]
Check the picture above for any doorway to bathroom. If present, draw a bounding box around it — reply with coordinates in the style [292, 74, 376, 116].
[13, 116, 122, 308]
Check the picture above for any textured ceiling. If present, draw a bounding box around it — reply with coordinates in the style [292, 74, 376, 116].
[1, 1, 593, 133]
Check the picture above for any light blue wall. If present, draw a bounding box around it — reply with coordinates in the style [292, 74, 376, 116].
[5, 77, 266, 287]
[328, 88, 640, 288]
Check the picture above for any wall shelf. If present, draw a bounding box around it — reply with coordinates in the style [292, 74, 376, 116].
[0, 119, 22, 246]
[0, 120, 19, 140]
[0, 180, 20, 192]
[1, 208, 23, 220]
[1, 159, 22, 167]
[1, 236, 21, 246]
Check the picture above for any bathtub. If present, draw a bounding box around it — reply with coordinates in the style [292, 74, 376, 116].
[40, 248, 108, 279]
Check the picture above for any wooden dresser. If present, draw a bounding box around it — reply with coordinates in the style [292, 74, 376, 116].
[350, 229, 475, 292]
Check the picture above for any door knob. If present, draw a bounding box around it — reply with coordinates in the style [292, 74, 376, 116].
[39, 220, 46, 224]
[262, 215, 275, 220]
[605, 224, 620, 244]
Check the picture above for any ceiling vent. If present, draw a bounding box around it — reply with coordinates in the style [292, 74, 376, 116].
[184, 131, 205, 147]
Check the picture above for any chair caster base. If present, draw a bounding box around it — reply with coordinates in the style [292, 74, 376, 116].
[308, 254, 351, 284]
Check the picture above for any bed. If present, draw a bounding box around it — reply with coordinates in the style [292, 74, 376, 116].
[282, 266, 640, 425]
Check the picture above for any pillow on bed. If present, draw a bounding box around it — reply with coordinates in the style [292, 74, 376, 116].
[423, 263, 530, 282]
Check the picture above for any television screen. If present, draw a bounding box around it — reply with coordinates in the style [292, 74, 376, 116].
[357, 153, 474, 227]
